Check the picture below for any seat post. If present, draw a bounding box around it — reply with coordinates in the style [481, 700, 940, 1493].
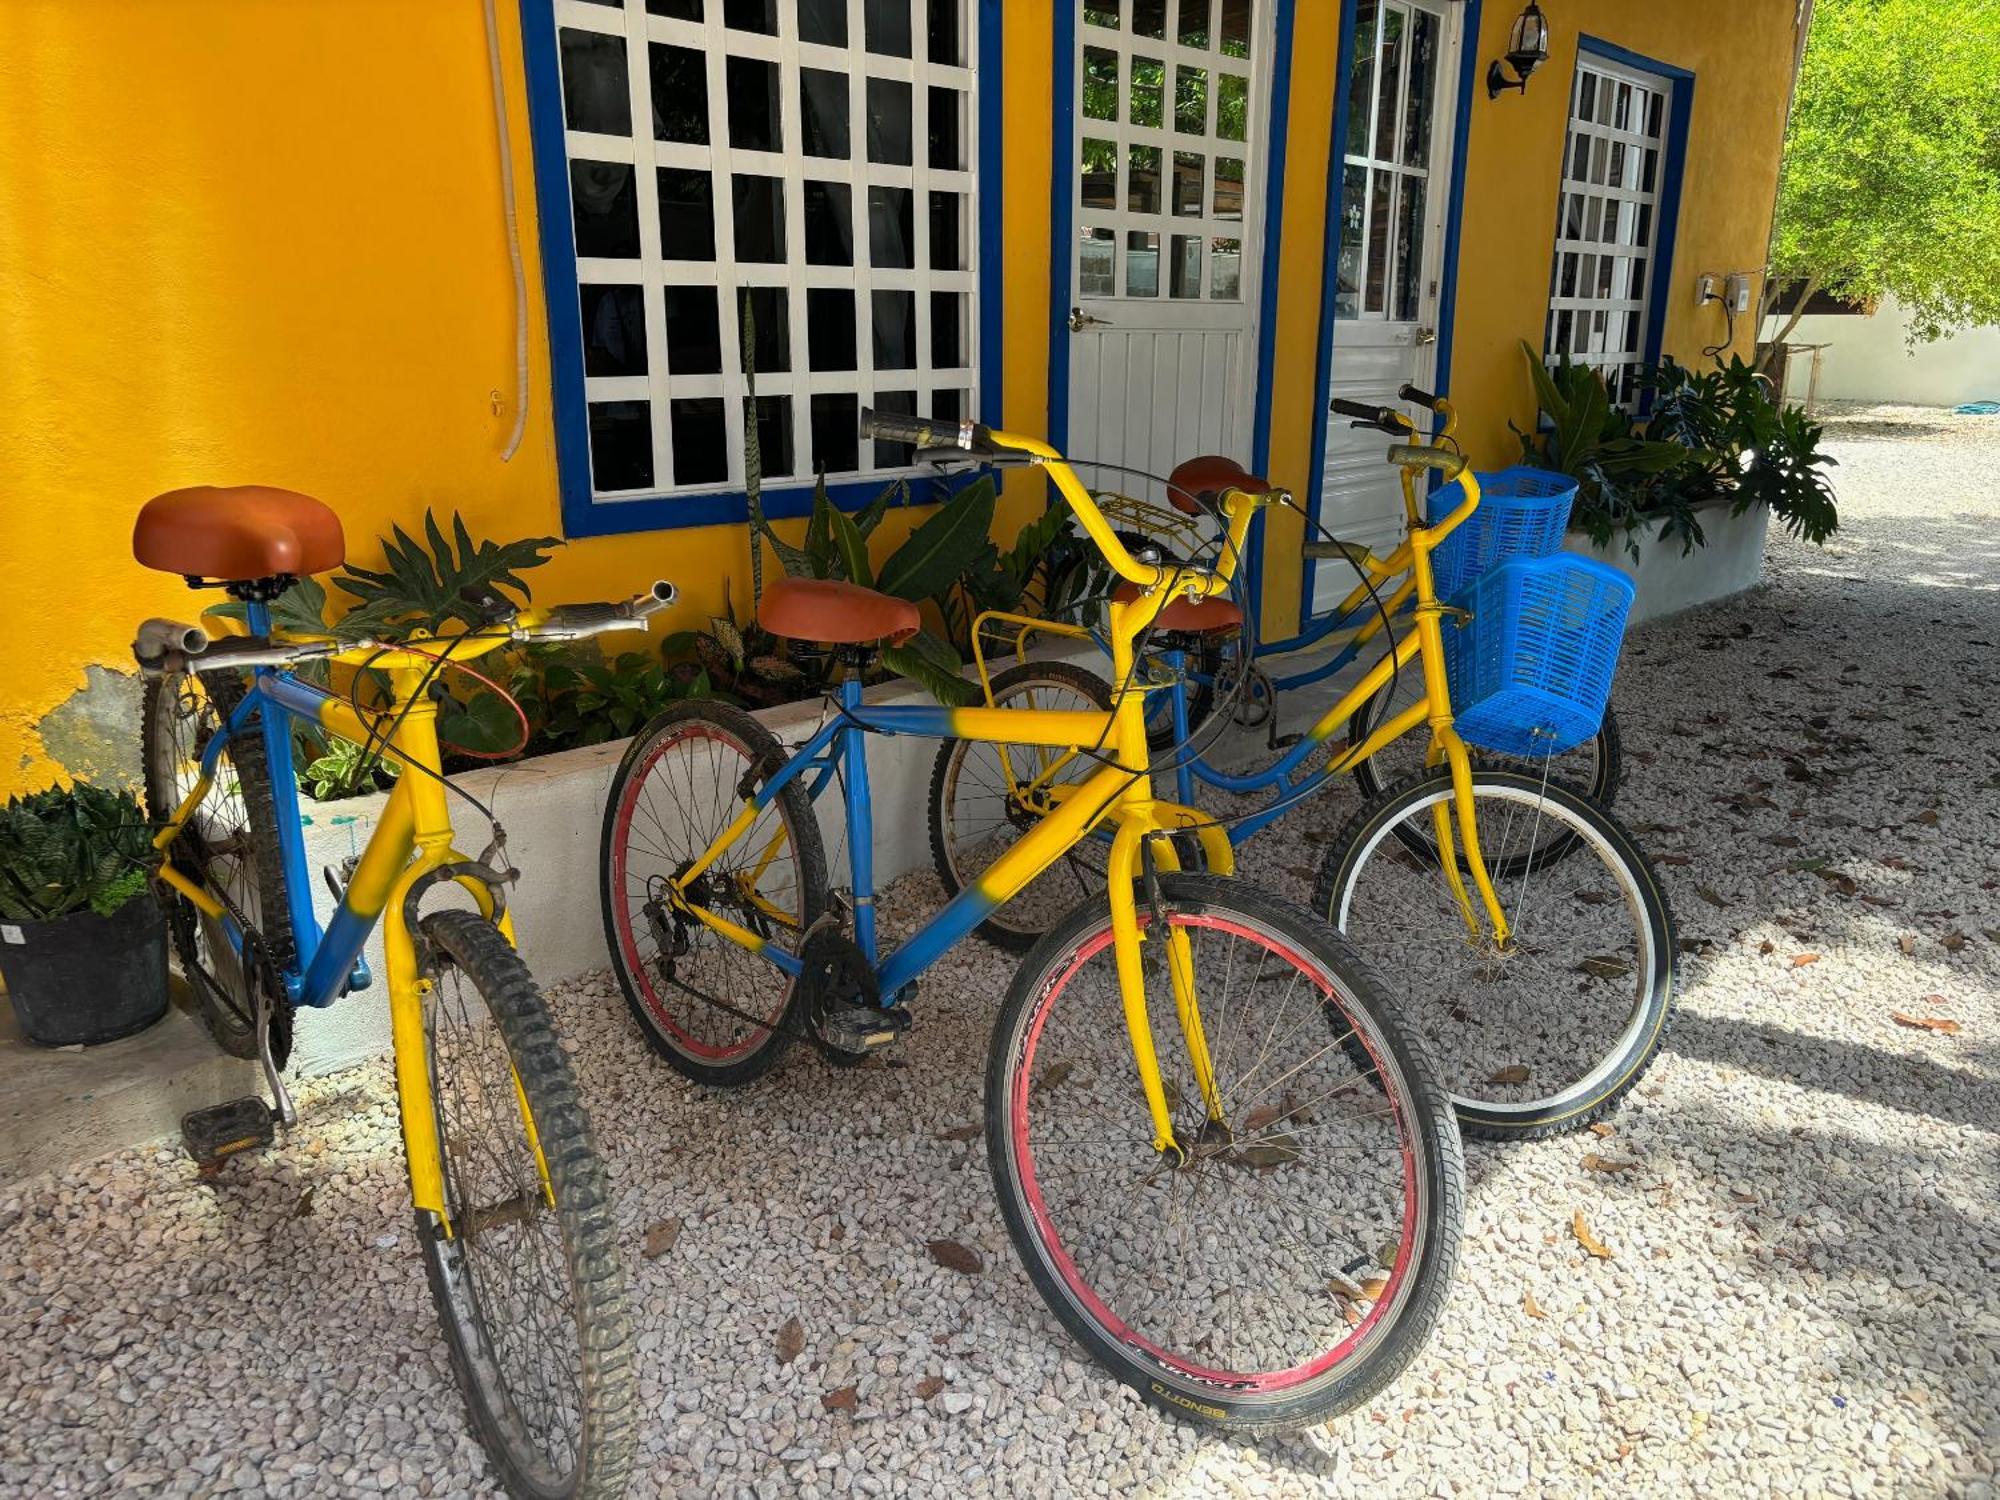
[837, 667, 876, 963]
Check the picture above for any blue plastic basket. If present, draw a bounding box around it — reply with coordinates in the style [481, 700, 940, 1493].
[1426, 466, 1579, 602]
[1445, 556, 1636, 757]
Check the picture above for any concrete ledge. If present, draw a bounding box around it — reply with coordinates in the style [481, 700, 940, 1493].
[1563, 500, 1770, 624]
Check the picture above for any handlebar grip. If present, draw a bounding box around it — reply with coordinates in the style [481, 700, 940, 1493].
[1386, 444, 1469, 478]
[859, 406, 993, 452]
[1398, 384, 1443, 411]
[1329, 397, 1386, 421]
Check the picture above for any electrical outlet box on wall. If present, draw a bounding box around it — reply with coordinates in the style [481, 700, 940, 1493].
[1724, 272, 1755, 314]
[1695, 272, 1718, 305]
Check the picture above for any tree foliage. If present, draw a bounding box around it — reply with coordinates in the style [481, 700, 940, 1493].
[1771, 0, 2000, 343]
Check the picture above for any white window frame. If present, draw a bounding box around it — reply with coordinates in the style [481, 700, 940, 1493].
[1545, 51, 1671, 406]
[549, 0, 979, 505]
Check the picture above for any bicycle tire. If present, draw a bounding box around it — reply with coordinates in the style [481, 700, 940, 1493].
[928, 660, 1115, 953]
[985, 873, 1464, 1431]
[1312, 768, 1676, 1139]
[600, 699, 829, 1086]
[413, 909, 637, 1500]
[140, 669, 296, 1061]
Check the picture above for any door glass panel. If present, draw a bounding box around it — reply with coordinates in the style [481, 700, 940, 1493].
[1083, 47, 1120, 120]
[1173, 151, 1204, 214]
[1169, 234, 1202, 297]
[1347, 0, 1379, 157]
[1176, 66, 1208, 134]
[1219, 0, 1251, 56]
[1372, 7, 1403, 161]
[1128, 145, 1162, 212]
[1130, 57, 1165, 126]
[1209, 237, 1241, 298]
[1363, 166, 1392, 313]
[1125, 231, 1161, 296]
[1400, 9, 1438, 166]
[1080, 227, 1116, 296]
[1085, 2, 1120, 28]
[1082, 138, 1118, 208]
[1132, 0, 1168, 39]
[1335, 162, 1366, 318]
[1178, 0, 1211, 47]
[1213, 154, 1243, 218]
[1394, 171, 1424, 320]
[1216, 73, 1247, 141]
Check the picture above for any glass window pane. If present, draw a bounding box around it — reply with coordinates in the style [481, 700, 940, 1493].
[1178, 0, 1210, 48]
[1219, 0, 1250, 57]
[812, 393, 861, 472]
[737, 285, 790, 374]
[588, 401, 653, 491]
[1130, 57, 1164, 127]
[1128, 144, 1162, 214]
[868, 185, 915, 268]
[1401, 8, 1437, 166]
[1085, 2, 1120, 29]
[1335, 162, 1366, 318]
[580, 284, 647, 376]
[649, 44, 709, 143]
[1079, 227, 1115, 298]
[648, 0, 702, 17]
[1172, 151, 1203, 215]
[932, 388, 966, 422]
[732, 173, 786, 262]
[807, 288, 857, 371]
[804, 180, 854, 265]
[723, 0, 776, 32]
[570, 161, 640, 257]
[798, 0, 846, 45]
[1081, 138, 1117, 209]
[929, 86, 963, 170]
[665, 285, 723, 373]
[1577, 73, 1596, 121]
[869, 389, 919, 466]
[1125, 230, 1160, 297]
[755, 394, 794, 478]
[657, 168, 716, 260]
[1394, 172, 1425, 321]
[1347, 0, 1378, 157]
[1372, 7, 1402, 157]
[931, 290, 965, 369]
[1083, 46, 1119, 122]
[1169, 234, 1201, 298]
[1175, 66, 1208, 135]
[929, 190, 964, 270]
[1132, 0, 1167, 39]
[867, 77, 914, 165]
[560, 29, 631, 136]
[865, 0, 913, 57]
[1212, 155, 1243, 219]
[800, 68, 851, 158]
[1364, 166, 1392, 313]
[928, 0, 961, 65]
[1208, 236, 1241, 298]
[873, 290, 918, 369]
[1216, 73, 1247, 142]
[670, 397, 729, 484]
[726, 55, 781, 150]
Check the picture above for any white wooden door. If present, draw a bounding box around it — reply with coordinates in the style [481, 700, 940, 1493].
[1064, 0, 1272, 504]
[1315, 0, 1463, 611]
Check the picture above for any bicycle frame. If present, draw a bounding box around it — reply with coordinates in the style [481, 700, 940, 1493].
[149, 599, 517, 1228]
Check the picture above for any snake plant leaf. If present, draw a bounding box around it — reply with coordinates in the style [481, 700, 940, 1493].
[853, 478, 904, 540]
[876, 477, 996, 601]
[829, 504, 874, 588]
[880, 629, 979, 708]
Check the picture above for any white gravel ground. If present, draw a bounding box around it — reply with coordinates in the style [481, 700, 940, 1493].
[4, 403, 1997, 1499]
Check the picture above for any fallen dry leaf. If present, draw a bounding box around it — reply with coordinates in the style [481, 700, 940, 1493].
[1358, 1275, 1388, 1300]
[927, 1239, 985, 1274]
[821, 1384, 858, 1413]
[642, 1218, 683, 1259]
[1582, 1153, 1640, 1174]
[1696, 885, 1727, 908]
[1911, 809, 1940, 827]
[829, 1223, 846, 1242]
[1033, 1060, 1074, 1094]
[1487, 1064, 1531, 1085]
[1242, 1102, 1285, 1132]
[1759, 940, 1776, 955]
[1523, 1291, 1548, 1319]
[934, 1124, 981, 1142]
[292, 1186, 316, 1219]
[1891, 1013, 1962, 1035]
[1791, 953, 1820, 969]
[1899, 935, 1918, 956]
[1577, 955, 1633, 980]
[1588, 1122, 1615, 1139]
[776, 1316, 805, 1365]
[1572, 1211, 1614, 1260]
[1658, 853, 1693, 866]
[915, 1375, 947, 1400]
[1941, 930, 1968, 953]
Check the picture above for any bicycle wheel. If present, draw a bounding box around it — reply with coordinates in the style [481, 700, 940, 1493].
[600, 700, 828, 1086]
[986, 874, 1463, 1431]
[1312, 768, 1675, 1139]
[1348, 662, 1622, 810]
[928, 661, 1115, 952]
[140, 669, 295, 1061]
[414, 910, 636, 1500]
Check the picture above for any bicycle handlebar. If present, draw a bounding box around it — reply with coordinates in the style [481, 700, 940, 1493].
[1398, 383, 1443, 410]
[1387, 444, 1468, 479]
[518, 581, 679, 642]
[1330, 397, 1407, 435]
[859, 406, 995, 454]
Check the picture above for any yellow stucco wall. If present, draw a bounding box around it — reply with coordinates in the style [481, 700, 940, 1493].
[0, 1, 1795, 793]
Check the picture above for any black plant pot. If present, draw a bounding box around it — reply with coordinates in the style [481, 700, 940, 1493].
[0, 897, 169, 1047]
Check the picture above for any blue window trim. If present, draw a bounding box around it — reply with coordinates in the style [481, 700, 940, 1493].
[1574, 36, 1695, 384]
[1045, 1, 1297, 614]
[1300, 0, 1481, 621]
[518, 0, 1005, 537]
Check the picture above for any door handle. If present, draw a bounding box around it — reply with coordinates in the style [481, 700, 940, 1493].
[1413, 326, 1437, 345]
[1069, 307, 1112, 332]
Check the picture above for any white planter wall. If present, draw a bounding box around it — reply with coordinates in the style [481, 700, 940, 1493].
[1562, 501, 1769, 625]
[293, 675, 979, 1076]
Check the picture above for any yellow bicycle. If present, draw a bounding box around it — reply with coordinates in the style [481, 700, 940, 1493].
[599, 411, 1465, 1431]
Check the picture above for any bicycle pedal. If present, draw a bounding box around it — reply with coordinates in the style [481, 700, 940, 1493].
[181, 1097, 275, 1170]
[817, 1003, 912, 1057]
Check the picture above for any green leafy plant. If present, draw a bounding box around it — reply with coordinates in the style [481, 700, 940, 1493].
[300, 737, 401, 801]
[511, 641, 713, 750]
[0, 784, 155, 921]
[334, 510, 560, 636]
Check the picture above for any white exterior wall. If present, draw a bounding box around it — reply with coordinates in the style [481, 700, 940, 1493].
[1764, 295, 2000, 408]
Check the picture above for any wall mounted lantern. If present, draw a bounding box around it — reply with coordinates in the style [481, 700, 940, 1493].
[1487, 2, 1551, 97]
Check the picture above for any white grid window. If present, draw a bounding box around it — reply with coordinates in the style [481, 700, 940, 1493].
[1545, 55, 1670, 406]
[1075, 0, 1256, 302]
[552, 0, 977, 500]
